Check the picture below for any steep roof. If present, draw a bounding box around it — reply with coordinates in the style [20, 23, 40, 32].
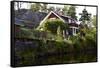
[15, 18, 25, 26]
[15, 10, 78, 28]
[38, 11, 78, 27]
[54, 12, 78, 25]
[15, 9, 47, 28]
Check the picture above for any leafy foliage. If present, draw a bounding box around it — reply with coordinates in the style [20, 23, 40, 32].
[41, 4, 48, 12]
[30, 3, 41, 12]
[48, 6, 55, 12]
[15, 5, 97, 66]
[67, 6, 77, 20]
[92, 15, 96, 27]
[56, 26, 63, 41]
[43, 19, 68, 34]
[62, 5, 69, 15]
[15, 27, 33, 38]
[79, 9, 91, 21]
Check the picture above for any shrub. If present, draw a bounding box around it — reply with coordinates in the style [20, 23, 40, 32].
[15, 27, 33, 38]
[43, 19, 68, 34]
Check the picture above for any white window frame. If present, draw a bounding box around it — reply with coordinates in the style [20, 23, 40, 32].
[69, 26, 78, 35]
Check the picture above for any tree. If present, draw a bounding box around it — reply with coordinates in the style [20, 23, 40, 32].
[67, 6, 77, 20]
[16, 27, 33, 38]
[62, 5, 70, 15]
[55, 7, 65, 15]
[79, 8, 96, 37]
[30, 3, 41, 12]
[56, 7, 61, 12]
[79, 8, 91, 25]
[40, 19, 68, 34]
[92, 15, 96, 27]
[41, 4, 48, 12]
[48, 6, 55, 12]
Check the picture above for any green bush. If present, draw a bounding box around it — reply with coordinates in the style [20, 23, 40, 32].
[85, 28, 97, 49]
[15, 27, 33, 38]
[43, 19, 68, 34]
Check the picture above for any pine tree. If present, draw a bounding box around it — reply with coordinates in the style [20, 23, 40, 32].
[79, 8, 91, 25]
[79, 8, 92, 36]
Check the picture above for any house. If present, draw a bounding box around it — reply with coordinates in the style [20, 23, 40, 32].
[37, 11, 79, 36]
[14, 10, 79, 36]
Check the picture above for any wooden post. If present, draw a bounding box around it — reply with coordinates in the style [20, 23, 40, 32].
[63, 30, 66, 39]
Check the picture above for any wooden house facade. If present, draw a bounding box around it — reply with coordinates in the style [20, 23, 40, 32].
[38, 11, 79, 36]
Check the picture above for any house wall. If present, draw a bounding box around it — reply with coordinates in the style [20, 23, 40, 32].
[48, 13, 59, 19]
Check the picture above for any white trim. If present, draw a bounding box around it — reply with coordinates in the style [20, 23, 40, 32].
[52, 11, 65, 22]
[38, 11, 65, 27]
[69, 26, 78, 35]
[69, 26, 78, 29]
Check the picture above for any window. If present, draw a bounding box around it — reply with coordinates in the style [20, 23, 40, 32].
[68, 27, 78, 35]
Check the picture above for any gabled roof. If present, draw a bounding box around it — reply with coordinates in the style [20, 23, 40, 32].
[15, 10, 78, 28]
[54, 12, 78, 24]
[39, 11, 78, 27]
[39, 11, 65, 26]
